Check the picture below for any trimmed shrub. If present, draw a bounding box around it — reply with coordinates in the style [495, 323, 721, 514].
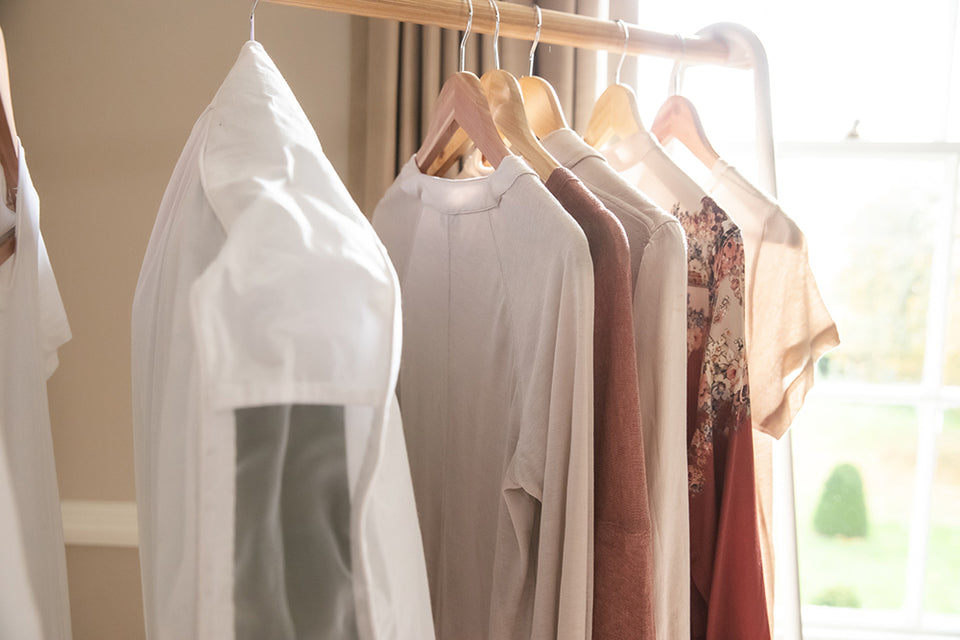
[813, 463, 869, 538]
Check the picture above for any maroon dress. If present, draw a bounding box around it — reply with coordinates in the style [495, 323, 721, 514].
[547, 168, 656, 640]
[677, 196, 771, 640]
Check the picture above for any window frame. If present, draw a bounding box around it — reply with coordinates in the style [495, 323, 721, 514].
[771, 139, 960, 639]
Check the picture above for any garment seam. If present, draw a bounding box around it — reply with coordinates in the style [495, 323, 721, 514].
[437, 213, 451, 632]
[485, 209, 533, 490]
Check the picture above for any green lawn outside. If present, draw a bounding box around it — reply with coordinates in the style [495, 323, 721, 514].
[798, 521, 908, 609]
[791, 400, 960, 614]
[923, 524, 960, 614]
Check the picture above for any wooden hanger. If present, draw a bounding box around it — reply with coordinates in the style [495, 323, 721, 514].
[518, 5, 568, 138]
[582, 83, 644, 149]
[519, 76, 567, 139]
[415, 1, 512, 177]
[478, 0, 559, 181]
[582, 20, 644, 149]
[0, 25, 19, 265]
[428, 0, 560, 181]
[650, 94, 720, 169]
[481, 68, 559, 180]
[416, 71, 512, 176]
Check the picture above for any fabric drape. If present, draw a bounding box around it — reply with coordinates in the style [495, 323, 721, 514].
[0, 145, 72, 640]
[603, 129, 772, 640]
[373, 155, 596, 640]
[542, 128, 691, 640]
[132, 42, 434, 640]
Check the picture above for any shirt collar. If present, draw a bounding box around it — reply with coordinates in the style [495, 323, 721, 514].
[396, 153, 536, 214]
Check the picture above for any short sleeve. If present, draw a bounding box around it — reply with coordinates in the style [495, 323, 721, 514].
[749, 213, 839, 438]
[36, 231, 71, 380]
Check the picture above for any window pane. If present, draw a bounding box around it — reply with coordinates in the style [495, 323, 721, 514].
[777, 157, 946, 384]
[944, 207, 960, 385]
[923, 410, 960, 615]
[793, 399, 917, 610]
[635, 0, 957, 142]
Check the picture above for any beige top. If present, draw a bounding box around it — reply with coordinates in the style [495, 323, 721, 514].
[373, 155, 595, 640]
[705, 159, 839, 438]
[542, 128, 690, 640]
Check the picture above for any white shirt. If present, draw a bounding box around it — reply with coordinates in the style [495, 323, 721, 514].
[132, 41, 433, 640]
[705, 159, 839, 438]
[0, 144, 73, 640]
[373, 155, 595, 640]
[542, 127, 690, 640]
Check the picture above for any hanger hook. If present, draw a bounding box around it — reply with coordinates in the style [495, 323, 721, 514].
[460, 0, 474, 73]
[670, 33, 688, 95]
[249, 0, 260, 41]
[527, 5, 542, 77]
[615, 19, 629, 85]
[487, 0, 501, 70]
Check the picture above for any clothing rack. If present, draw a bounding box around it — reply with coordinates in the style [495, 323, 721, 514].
[262, 2, 800, 638]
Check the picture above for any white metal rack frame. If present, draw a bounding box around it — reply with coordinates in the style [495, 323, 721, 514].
[261, 1, 800, 637]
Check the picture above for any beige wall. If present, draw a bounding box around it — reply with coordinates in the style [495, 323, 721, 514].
[0, 1, 357, 638]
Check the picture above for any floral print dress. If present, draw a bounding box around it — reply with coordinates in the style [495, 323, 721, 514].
[676, 197, 771, 640]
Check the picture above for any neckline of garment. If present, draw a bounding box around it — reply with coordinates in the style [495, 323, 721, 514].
[402, 154, 536, 214]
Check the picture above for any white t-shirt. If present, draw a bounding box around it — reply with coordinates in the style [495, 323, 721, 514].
[132, 41, 433, 640]
[373, 155, 595, 640]
[542, 127, 690, 640]
[0, 144, 73, 640]
[705, 159, 839, 438]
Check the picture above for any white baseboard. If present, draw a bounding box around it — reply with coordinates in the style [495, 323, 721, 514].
[61, 500, 138, 548]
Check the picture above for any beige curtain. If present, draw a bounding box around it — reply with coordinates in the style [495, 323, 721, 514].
[348, 1, 645, 214]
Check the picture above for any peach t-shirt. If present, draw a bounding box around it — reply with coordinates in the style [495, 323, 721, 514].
[705, 159, 840, 439]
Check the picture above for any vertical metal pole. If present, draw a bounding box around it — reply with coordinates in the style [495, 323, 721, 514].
[698, 22, 801, 640]
[744, 25, 802, 640]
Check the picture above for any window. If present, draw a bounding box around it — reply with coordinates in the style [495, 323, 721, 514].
[630, 1, 960, 637]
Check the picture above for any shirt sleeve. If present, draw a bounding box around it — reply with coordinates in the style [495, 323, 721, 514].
[36, 231, 71, 380]
[634, 220, 691, 640]
[502, 236, 594, 640]
[749, 212, 840, 438]
[538, 244, 595, 640]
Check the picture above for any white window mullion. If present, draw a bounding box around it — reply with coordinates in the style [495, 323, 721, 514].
[905, 407, 943, 625]
[904, 154, 960, 626]
[811, 381, 960, 409]
[919, 157, 958, 389]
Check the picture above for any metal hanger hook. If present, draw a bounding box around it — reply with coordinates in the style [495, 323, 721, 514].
[460, 0, 474, 73]
[615, 19, 628, 85]
[487, 0, 501, 70]
[527, 5, 542, 77]
[249, 0, 260, 41]
[669, 33, 688, 95]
